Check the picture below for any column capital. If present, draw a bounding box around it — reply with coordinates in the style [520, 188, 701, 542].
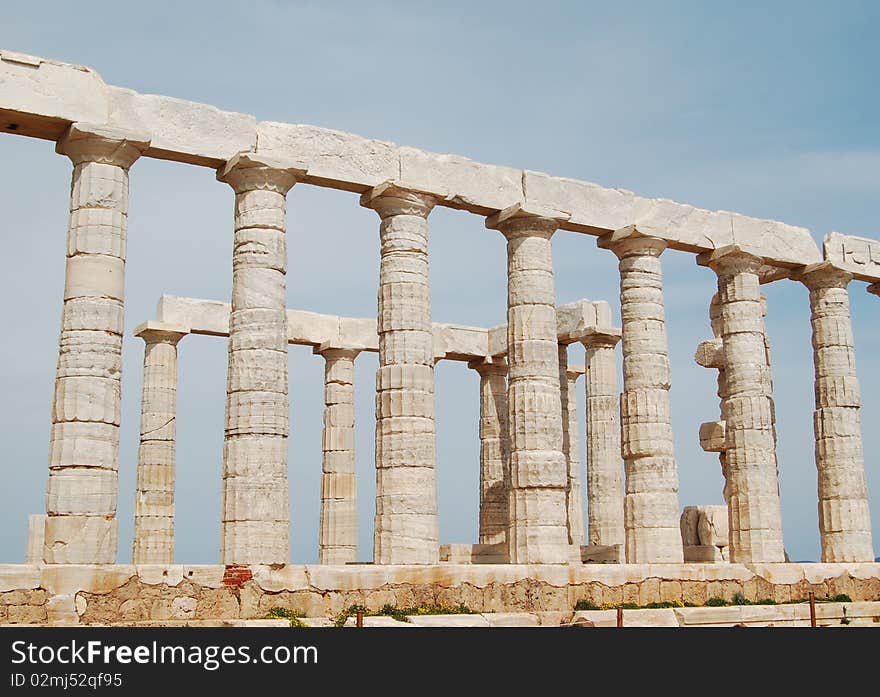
[217, 151, 307, 194]
[579, 329, 622, 350]
[134, 321, 189, 345]
[566, 365, 586, 382]
[360, 181, 441, 219]
[598, 225, 667, 258]
[791, 261, 853, 290]
[56, 122, 150, 168]
[485, 202, 568, 239]
[696, 244, 764, 276]
[314, 345, 362, 361]
[468, 356, 508, 375]
[868, 282, 880, 297]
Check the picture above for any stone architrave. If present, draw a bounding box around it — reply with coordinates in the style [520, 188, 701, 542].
[794, 262, 873, 562]
[698, 245, 785, 563]
[559, 348, 585, 547]
[131, 322, 187, 565]
[598, 227, 683, 563]
[217, 152, 306, 565]
[486, 204, 570, 564]
[317, 347, 360, 565]
[581, 332, 625, 549]
[361, 183, 439, 565]
[46, 123, 149, 564]
[469, 359, 510, 547]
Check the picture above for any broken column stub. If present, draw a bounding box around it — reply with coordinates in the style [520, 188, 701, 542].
[131, 321, 188, 565]
[317, 346, 361, 565]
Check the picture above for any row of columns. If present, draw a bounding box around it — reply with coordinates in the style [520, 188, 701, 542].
[41, 123, 874, 566]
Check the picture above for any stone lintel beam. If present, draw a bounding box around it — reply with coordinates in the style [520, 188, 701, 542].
[0, 49, 833, 269]
[823, 232, 880, 284]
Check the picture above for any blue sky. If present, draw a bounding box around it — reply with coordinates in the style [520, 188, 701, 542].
[1, 0, 878, 563]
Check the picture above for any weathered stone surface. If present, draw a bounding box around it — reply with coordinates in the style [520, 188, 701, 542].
[26, 515, 46, 564]
[699, 421, 727, 453]
[0, 51, 108, 139]
[258, 122, 397, 192]
[400, 147, 522, 214]
[109, 88, 256, 166]
[823, 232, 880, 283]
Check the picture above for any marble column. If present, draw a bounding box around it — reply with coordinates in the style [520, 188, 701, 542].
[598, 227, 683, 563]
[795, 262, 873, 562]
[317, 347, 360, 565]
[131, 322, 187, 565]
[559, 347, 585, 547]
[470, 359, 511, 547]
[699, 245, 785, 563]
[486, 207, 569, 564]
[217, 153, 305, 565]
[361, 183, 439, 564]
[45, 123, 149, 564]
[581, 332, 625, 549]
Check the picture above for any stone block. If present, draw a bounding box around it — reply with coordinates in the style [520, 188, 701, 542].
[400, 147, 522, 213]
[109, 87, 256, 167]
[258, 122, 397, 192]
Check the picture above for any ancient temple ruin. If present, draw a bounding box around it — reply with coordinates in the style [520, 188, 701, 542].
[1, 49, 879, 625]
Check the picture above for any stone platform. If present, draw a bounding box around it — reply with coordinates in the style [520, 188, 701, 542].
[1, 563, 878, 625]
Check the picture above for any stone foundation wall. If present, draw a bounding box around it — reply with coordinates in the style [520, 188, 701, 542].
[1, 563, 879, 625]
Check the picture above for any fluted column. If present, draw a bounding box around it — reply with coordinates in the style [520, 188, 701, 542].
[469, 359, 511, 547]
[361, 183, 439, 564]
[795, 262, 873, 562]
[699, 245, 785, 563]
[598, 227, 683, 563]
[318, 347, 360, 565]
[45, 123, 149, 564]
[486, 206, 569, 564]
[581, 332, 625, 549]
[131, 322, 187, 564]
[217, 152, 305, 565]
[559, 348, 585, 547]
